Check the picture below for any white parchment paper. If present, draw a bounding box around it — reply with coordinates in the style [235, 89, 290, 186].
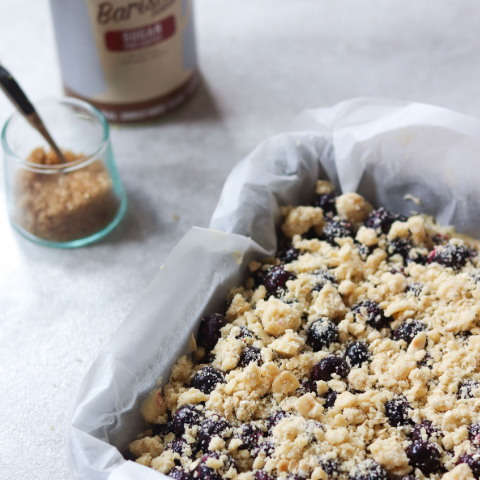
[67, 98, 480, 480]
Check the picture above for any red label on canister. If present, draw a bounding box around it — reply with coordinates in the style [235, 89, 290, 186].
[105, 15, 175, 51]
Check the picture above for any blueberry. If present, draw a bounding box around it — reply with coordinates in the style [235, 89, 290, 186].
[305, 419, 324, 440]
[268, 411, 289, 432]
[324, 390, 338, 409]
[313, 192, 338, 216]
[365, 208, 399, 234]
[388, 238, 412, 259]
[418, 352, 433, 369]
[358, 244, 374, 261]
[152, 421, 173, 437]
[264, 266, 296, 297]
[428, 244, 474, 270]
[458, 331, 473, 342]
[278, 242, 301, 264]
[297, 381, 317, 396]
[307, 318, 339, 351]
[349, 459, 389, 480]
[254, 471, 275, 480]
[458, 453, 480, 479]
[458, 380, 480, 399]
[323, 220, 354, 246]
[312, 270, 337, 292]
[352, 300, 388, 330]
[302, 227, 321, 240]
[196, 452, 236, 480]
[393, 321, 427, 344]
[165, 438, 195, 462]
[407, 441, 441, 475]
[198, 417, 231, 452]
[407, 250, 428, 265]
[166, 437, 188, 455]
[123, 448, 137, 461]
[235, 423, 264, 451]
[470, 423, 480, 446]
[252, 268, 268, 288]
[239, 346, 262, 368]
[406, 282, 422, 297]
[471, 270, 480, 284]
[191, 366, 225, 395]
[235, 326, 254, 339]
[252, 440, 275, 458]
[204, 352, 216, 364]
[198, 314, 227, 352]
[171, 405, 203, 435]
[411, 420, 440, 443]
[432, 233, 449, 245]
[311, 283, 326, 293]
[344, 341, 371, 368]
[214, 449, 235, 468]
[385, 396, 413, 427]
[390, 265, 406, 276]
[311, 355, 350, 382]
[319, 459, 340, 478]
[195, 463, 221, 480]
[169, 467, 193, 480]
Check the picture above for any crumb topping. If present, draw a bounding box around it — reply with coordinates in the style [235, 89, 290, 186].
[128, 181, 480, 480]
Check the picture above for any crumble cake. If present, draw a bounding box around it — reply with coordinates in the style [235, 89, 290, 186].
[127, 180, 480, 480]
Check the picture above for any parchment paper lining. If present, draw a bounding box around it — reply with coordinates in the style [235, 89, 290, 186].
[67, 98, 480, 480]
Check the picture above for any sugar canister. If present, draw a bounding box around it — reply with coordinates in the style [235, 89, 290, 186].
[50, 0, 199, 124]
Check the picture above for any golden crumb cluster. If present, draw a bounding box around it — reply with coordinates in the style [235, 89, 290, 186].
[14, 147, 119, 242]
[128, 181, 480, 480]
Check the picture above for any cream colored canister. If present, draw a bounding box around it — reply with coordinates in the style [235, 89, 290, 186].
[50, 0, 199, 123]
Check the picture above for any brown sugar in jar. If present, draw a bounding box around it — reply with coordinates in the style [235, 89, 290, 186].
[14, 147, 120, 242]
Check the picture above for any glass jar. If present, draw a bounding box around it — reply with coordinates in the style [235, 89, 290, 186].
[2, 97, 127, 248]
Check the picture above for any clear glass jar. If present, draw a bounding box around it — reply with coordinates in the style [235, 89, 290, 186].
[2, 97, 127, 248]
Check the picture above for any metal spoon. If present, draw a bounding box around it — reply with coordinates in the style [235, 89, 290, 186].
[0, 63, 67, 164]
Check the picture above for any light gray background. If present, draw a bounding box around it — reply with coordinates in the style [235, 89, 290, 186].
[1, 1, 480, 479]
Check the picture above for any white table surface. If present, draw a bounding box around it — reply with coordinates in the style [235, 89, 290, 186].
[2, 1, 480, 478]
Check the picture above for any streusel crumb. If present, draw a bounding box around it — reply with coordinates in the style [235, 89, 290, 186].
[128, 183, 480, 480]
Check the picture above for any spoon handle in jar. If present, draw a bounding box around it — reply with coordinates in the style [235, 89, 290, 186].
[0, 63, 67, 164]
[0, 64, 34, 115]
